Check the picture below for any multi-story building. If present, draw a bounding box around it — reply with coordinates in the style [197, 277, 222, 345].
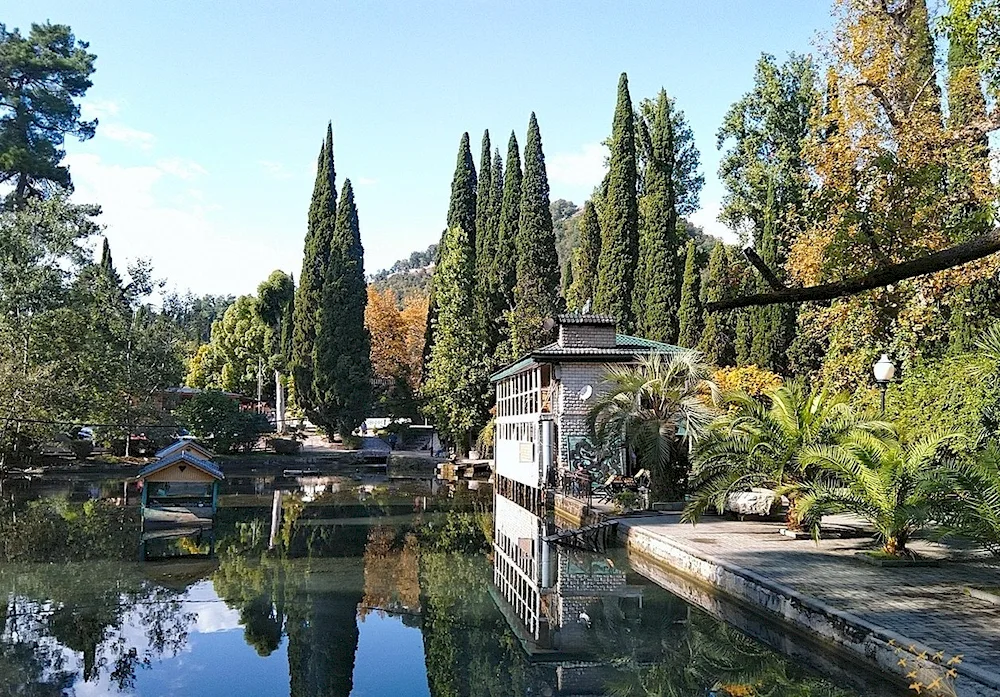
[489, 313, 683, 507]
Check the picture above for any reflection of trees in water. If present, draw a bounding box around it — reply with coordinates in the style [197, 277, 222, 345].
[360, 526, 421, 620]
[594, 594, 856, 697]
[1, 563, 195, 692]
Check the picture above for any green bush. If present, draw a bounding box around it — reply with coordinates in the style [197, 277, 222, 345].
[176, 390, 269, 453]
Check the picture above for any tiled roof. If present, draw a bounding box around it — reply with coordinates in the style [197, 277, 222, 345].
[555, 313, 617, 325]
[137, 450, 224, 480]
[489, 334, 686, 382]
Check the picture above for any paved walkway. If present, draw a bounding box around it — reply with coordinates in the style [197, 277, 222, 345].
[622, 514, 1000, 694]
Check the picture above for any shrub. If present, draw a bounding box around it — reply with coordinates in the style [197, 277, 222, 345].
[176, 390, 268, 454]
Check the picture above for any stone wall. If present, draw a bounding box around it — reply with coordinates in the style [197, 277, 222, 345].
[558, 323, 616, 348]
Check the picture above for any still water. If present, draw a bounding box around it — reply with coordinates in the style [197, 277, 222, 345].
[0, 471, 904, 696]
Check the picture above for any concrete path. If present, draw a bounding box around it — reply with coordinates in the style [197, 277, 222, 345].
[621, 514, 1000, 697]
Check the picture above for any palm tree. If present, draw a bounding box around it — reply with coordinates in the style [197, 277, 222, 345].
[794, 432, 959, 556]
[684, 383, 891, 525]
[934, 447, 1000, 557]
[587, 351, 720, 502]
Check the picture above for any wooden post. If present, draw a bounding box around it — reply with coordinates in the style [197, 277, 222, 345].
[268, 489, 283, 549]
[211, 481, 219, 515]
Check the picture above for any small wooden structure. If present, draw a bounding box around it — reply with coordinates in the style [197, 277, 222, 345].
[153, 438, 214, 462]
[137, 449, 224, 526]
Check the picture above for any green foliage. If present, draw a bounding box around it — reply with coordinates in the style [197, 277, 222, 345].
[510, 112, 560, 355]
[420, 509, 491, 554]
[313, 180, 372, 434]
[0, 22, 96, 207]
[447, 132, 478, 245]
[161, 291, 234, 344]
[685, 383, 892, 523]
[677, 239, 703, 348]
[749, 180, 796, 374]
[796, 432, 959, 555]
[474, 130, 493, 267]
[489, 132, 522, 363]
[587, 352, 720, 501]
[176, 389, 268, 453]
[934, 447, 1000, 556]
[699, 244, 736, 366]
[423, 226, 488, 452]
[565, 200, 601, 311]
[594, 73, 640, 330]
[292, 124, 337, 419]
[0, 497, 140, 562]
[186, 295, 269, 398]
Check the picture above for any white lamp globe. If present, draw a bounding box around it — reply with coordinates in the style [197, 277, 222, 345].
[873, 354, 896, 383]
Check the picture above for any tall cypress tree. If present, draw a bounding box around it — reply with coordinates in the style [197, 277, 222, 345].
[313, 180, 372, 434]
[292, 124, 337, 418]
[448, 132, 478, 247]
[699, 244, 736, 367]
[633, 89, 682, 342]
[734, 265, 754, 366]
[490, 132, 523, 363]
[594, 73, 639, 329]
[749, 179, 795, 373]
[566, 201, 601, 311]
[677, 239, 703, 349]
[510, 112, 560, 355]
[474, 130, 493, 265]
[423, 225, 485, 454]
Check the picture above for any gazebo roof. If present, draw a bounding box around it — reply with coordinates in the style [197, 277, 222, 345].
[154, 438, 213, 461]
[137, 450, 224, 481]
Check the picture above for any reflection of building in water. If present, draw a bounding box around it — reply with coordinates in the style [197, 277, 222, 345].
[492, 489, 643, 694]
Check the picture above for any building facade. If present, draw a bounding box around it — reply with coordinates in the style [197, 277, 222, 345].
[490, 314, 683, 503]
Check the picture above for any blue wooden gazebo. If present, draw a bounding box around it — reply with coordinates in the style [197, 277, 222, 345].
[137, 450, 224, 523]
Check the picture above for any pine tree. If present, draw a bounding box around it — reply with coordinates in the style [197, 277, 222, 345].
[633, 89, 682, 342]
[699, 244, 736, 366]
[313, 180, 372, 434]
[594, 73, 639, 329]
[423, 225, 486, 454]
[677, 240, 703, 349]
[292, 124, 337, 418]
[510, 112, 560, 355]
[566, 201, 601, 311]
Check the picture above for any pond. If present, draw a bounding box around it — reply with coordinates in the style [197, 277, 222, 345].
[0, 470, 907, 696]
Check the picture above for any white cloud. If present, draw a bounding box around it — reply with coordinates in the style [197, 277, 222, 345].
[547, 142, 607, 189]
[101, 122, 156, 149]
[157, 156, 208, 180]
[258, 159, 293, 180]
[65, 151, 298, 296]
[80, 98, 121, 120]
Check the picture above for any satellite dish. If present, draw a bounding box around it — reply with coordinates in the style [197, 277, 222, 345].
[542, 317, 556, 332]
[579, 385, 593, 401]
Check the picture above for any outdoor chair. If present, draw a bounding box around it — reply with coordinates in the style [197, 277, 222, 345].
[592, 474, 618, 503]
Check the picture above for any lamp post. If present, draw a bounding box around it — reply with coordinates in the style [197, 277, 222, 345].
[873, 353, 896, 415]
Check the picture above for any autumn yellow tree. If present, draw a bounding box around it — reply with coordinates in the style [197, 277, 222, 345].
[787, 0, 999, 388]
[364, 286, 429, 418]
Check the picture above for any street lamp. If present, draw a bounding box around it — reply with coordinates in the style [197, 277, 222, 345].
[873, 353, 896, 415]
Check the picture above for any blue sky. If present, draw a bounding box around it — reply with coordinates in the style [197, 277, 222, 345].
[11, 1, 833, 297]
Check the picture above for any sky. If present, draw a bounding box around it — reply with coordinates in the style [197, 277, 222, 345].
[10, 1, 834, 299]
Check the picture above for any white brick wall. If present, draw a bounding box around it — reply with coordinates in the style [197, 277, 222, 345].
[558, 324, 616, 348]
[556, 362, 614, 468]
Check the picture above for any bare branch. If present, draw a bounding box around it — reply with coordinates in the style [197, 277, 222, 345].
[707, 228, 1000, 311]
[742, 247, 786, 290]
[858, 80, 901, 127]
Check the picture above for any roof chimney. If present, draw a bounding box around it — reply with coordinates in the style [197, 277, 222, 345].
[557, 314, 617, 349]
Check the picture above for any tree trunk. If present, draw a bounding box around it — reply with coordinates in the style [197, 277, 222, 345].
[275, 370, 286, 433]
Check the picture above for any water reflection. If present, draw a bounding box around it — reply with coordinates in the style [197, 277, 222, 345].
[0, 475, 904, 696]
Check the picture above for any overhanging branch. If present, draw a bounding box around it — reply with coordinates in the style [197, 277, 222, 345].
[743, 247, 786, 291]
[707, 227, 1000, 311]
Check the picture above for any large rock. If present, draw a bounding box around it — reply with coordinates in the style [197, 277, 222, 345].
[726, 488, 781, 517]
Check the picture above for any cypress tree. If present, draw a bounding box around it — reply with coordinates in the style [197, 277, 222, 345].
[313, 180, 372, 434]
[566, 201, 601, 311]
[488, 150, 504, 241]
[423, 225, 485, 454]
[424, 134, 478, 377]
[594, 72, 639, 329]
[749, 179, 795, 373]
[496, 132, 522, 311]
[903, 0, 941, 114]
[734, 264, 754, 365]
[677, 239, 703, 349]
[292, 124, 337, 418]
[475, 130, 493, 265]
[699, 244, 736, 367]
[448, 133, 478, 248]
[633, 89, 682, 342]
[490, 132, 522, 363]
[420, 233, 445, 381]
[510, 112, 560, 355]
